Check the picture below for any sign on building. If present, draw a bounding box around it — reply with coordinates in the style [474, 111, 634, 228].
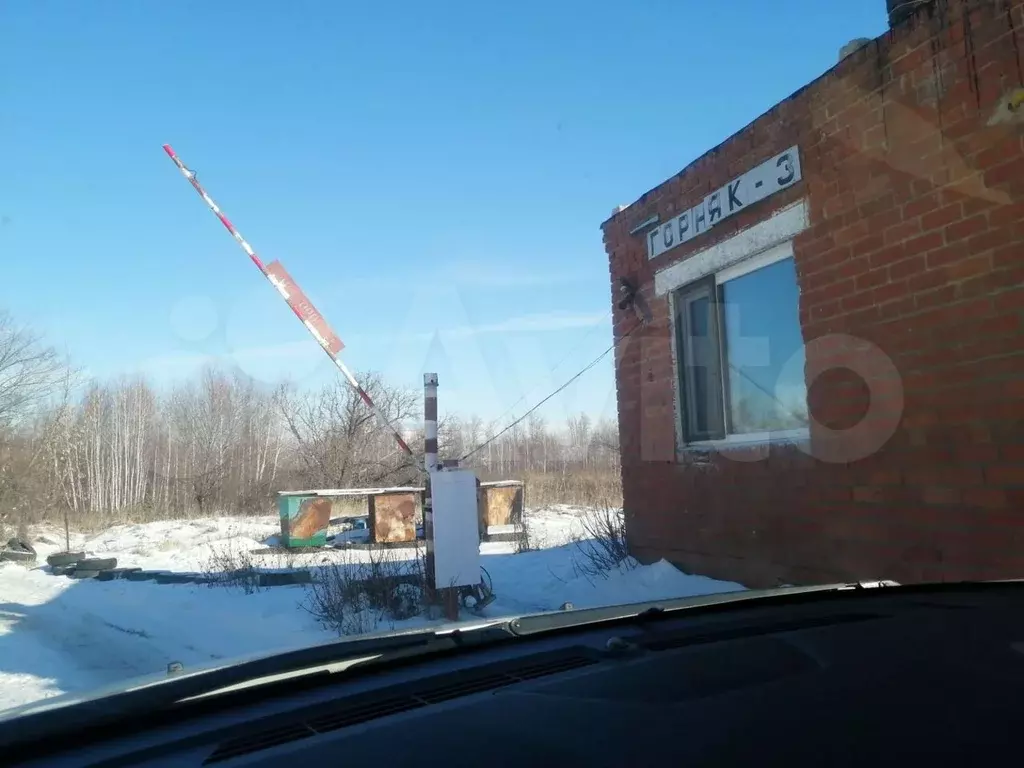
[647, 146, 802, 260]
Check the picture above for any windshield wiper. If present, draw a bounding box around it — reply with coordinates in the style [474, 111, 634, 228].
[505, 580, 904, 636]
[503, 578, 1024, 637]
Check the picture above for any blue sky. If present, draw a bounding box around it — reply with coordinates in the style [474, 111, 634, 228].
[0, 1, 887, 426]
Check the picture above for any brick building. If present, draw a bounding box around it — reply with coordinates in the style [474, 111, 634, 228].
[602, 0, 1024, 588]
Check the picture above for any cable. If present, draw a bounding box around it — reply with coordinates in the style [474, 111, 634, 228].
[459, 319, 643, 464]
[888, 0, 932, 14]
[456, 315, 802, 465]
[726, 362, 808, 427]
[489, 307, 614, 430]
[886, 0, 933, 22]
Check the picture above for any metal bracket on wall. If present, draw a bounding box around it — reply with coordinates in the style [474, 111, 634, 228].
[628, 214, 660, 236]
[987, 88, 1024, 126]
[618, 277, 653, 326]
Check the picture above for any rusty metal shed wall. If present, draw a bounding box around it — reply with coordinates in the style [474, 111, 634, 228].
[478, 484, 524, 529]
[368, 491, 420, 544]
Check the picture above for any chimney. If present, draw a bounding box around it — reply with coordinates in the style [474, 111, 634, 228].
[839, 38, 872, 62]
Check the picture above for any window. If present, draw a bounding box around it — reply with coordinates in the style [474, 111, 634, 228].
[672, 243, 809, 445]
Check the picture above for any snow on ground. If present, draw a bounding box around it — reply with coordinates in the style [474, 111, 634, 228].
[0, 564, 320, 712]
[0, 506, 744, 713]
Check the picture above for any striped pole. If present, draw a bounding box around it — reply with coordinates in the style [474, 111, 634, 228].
[161, 144, 413, 458]
[423, 373, 438, 596]
[424, 373, 439, 473]
[421, 373, 464, 619]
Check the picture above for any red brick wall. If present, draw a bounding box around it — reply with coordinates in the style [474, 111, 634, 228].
[602, 0, 1024, 588]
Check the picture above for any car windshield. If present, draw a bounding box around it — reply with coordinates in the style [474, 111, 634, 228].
[2, 0, 1022, 717]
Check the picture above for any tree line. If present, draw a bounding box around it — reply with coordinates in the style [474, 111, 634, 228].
[0, 310, 620, 534]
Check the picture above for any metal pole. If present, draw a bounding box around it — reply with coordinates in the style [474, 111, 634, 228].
[423, 373, 438, 600]
[422, 373, 458, 620]
[424, 374, 438, 473]
[161, 144, 414, 458]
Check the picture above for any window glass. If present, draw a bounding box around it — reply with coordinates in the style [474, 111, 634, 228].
[720, 257, 808, 434]
[688, 295, 712, 436]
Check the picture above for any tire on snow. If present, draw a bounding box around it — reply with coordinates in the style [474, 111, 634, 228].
[47, 552, 85, 568]
[76, 557, 118, 572]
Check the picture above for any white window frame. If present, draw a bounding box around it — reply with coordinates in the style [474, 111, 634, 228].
[668, 239, 810, 454]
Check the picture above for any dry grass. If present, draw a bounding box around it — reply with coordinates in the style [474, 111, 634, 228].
[519, 469, 622, 509]
[303, 544, 425, 636]
[199, 533, 300, 594]
[62, 495, 369, 534]
[199, 536, 265, 594]
[66, 504, 242, 534]
[325, 498, 369, 517]
[512, 522, 533, 554]
[571, 505, 633, 581]
[511, 516, 549, 554]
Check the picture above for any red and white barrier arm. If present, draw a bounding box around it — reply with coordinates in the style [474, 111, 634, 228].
[161, 144, 413, 457]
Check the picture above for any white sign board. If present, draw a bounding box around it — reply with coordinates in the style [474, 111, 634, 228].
[429, 469, 480, 588]
[647, 145, 802, 260]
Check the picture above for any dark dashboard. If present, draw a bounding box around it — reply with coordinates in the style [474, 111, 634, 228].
[6, 583, 1024, 767]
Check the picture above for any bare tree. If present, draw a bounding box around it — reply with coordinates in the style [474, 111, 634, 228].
[0, 311, 66, 427]
[167, 368, 246, 515]
[277, 373, 419, 490]
[0, 312, 72, 537]
[0, 305, 623, 534]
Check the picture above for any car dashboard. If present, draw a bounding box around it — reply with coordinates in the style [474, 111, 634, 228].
[7, 584, 1024, 767]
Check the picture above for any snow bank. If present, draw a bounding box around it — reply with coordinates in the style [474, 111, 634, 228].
[0, 508, 744, 713]
[480, 544, 744, 616]
[0, 562, 322, 703]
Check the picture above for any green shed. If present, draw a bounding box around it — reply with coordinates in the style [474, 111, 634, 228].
[277, 492, 332, 548]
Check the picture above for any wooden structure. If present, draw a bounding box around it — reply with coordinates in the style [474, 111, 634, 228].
[477, 480, 525, 539]
[277, 488, 424, 548]
[276, 480, 526, 549]
[367, 490, 420, 544]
